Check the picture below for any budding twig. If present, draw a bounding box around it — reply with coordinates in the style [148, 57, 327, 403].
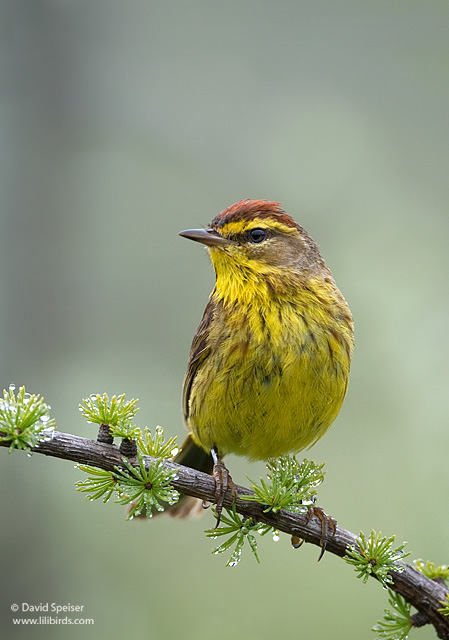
[1, 431, 448, 639]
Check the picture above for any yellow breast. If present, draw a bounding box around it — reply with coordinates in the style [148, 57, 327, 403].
[187, 267, 354, 461]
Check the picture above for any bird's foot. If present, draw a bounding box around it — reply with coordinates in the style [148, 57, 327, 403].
[211, 448, 237, 527]
[306, 505, 337, 561]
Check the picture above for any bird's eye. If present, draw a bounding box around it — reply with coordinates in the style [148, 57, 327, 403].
[248, 228, 267, 243]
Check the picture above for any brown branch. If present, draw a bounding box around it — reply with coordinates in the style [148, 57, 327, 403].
[1, 431, 449, 638]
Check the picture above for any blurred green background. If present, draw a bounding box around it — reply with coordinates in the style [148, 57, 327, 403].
[1, 1, 449, 639]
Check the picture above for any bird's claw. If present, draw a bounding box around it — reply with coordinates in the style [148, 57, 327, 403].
[306, 505, 337, 561]
[212, 459, 237, 527]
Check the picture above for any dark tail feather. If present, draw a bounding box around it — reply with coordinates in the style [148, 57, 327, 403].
[167, 434, 213, 518]
[174, 434, 214, 475]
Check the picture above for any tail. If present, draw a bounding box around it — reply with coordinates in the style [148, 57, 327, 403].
[167, 434, 213, 518]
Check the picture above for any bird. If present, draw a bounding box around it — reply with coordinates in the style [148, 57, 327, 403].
[171, 199, 354, 537]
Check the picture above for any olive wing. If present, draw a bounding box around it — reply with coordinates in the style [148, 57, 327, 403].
[182, 298, 216, 424]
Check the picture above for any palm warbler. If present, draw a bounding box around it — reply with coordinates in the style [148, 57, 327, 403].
[172, 199, 354, 523]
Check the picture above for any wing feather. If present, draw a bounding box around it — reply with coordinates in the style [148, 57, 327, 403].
[182, 298, 216, 423]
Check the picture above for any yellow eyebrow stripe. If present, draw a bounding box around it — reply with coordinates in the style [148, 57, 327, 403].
[218, 217, 297, 236]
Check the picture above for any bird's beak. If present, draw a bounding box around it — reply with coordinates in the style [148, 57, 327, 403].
[179, 228, 237, 247]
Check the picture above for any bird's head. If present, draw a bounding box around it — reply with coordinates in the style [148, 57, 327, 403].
[179, 200, 327, 280]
